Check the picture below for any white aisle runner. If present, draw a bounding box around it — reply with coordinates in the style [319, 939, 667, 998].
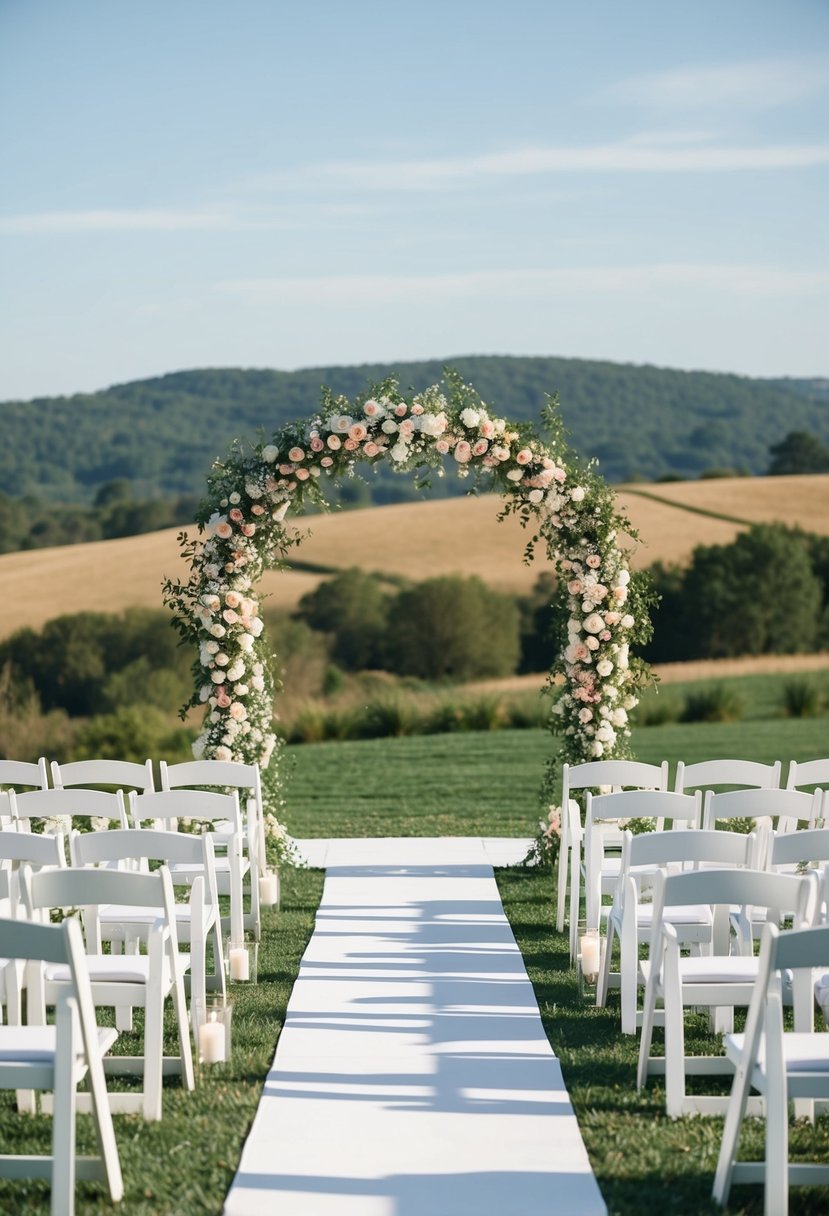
[224, 838, 606, 1216]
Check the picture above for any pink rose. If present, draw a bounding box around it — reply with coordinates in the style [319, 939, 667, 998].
[586, 554, 601, 568]
[216, 687, 231, 708]
[454, 440, 472, 463]
[327, 435, 342, 450]
[435, 439, 450, 454]
[480, 420, 496, 439]
[398, 420, 415, 437]
[411, 402, 424, 415]
[348, 423, 368, 442]
[321, 456, 334, 467]
[215, 521, 233, 539]
[516, 448, 533, 465]
[310, 436, 324, 452]
[229, 508, 243, 523]
[363, 442, 379, 457]
[295, 467, 310, 480]
[288, 446, 305, 462]
[364, 400, 383, 418]
[472, 438, 489, 456]
[241, 523, 256, 537]
[223, 608, 238, 624]
[394, 404, 407, 417]
[344, 438, 358, 451]
[568, 580, 583, 595]
[278, 464, 293, 475]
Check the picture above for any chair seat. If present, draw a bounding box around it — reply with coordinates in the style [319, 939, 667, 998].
[0, 1024, 118, 1062]
[637, 903, 713, 927]
[45, 954, 189, 985]
[170, 859, 249, 880]
[678, 955, 760, 985]
[98, 903, 212, 927]
[726, 1031, 829, 1073]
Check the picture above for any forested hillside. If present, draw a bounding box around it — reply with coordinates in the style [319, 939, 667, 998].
[3, 356, 827, 503]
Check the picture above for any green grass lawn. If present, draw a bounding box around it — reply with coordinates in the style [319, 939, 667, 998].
[3, 686, 828, 1214]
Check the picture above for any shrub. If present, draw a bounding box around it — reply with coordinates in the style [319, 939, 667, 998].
[359, 698, 417, 739]
[633, 689, 683, 726]
[781, 678, 824, 718]
[73, 706, 192, 763]
[681, 685, 745, 723]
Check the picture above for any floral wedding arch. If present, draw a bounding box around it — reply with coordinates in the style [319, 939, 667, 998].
[164, 371, 652, 852]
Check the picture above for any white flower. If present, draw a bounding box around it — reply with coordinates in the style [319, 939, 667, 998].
[528, 489, 544, 504]
[245, 482, 262, 499]
[381, 419, 398, 434]
[227, 662, 245, 683]
[460, 407, 480, 428]
[591, 740, 605, 757]
[238, 633, 255, 652]
[570, 486, 585, 502]
[506, 468, 524, 482]
[583, 613, 605, 634]
[211, 670, 225, 684]
[621, 613, 635, 629]
[617, 569, 631, 586]
[596, 658, 614, 677]
[251, 675, 265, 692]
[214, 746, 233, 762]
[210, 623, 226, 639]
[611, 708, 628, 727]
[261, 444, 278, 463]
[596, 723, 616, 744]
[390, 443, 409, 463]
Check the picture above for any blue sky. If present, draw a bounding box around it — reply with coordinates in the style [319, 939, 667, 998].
[1, 0, 827, 399]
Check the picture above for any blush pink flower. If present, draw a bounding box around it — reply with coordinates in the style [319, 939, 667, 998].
[229, 508, 243, 523]
[472, 438, 489, 456]
[251, 503, 265, 515]
[321, 455, 334, 467]
[215, 521, 233, 539]
[278, 464, 294, 475]
[348, 423, 368, 442]
[295, 467, 310, 480]
[586, 554, 601, 569]
[344, 438, 358, 451]
[310, 436, 324, 452]
[327, 435, 342, 450]
[480, 419, 496, 439]
[435, 439, 450, 454]
[216, 687, 231, 708]
[363, 441, 379, 457]
[288, 446, 305, 462]
[394, 404, 408, 417]
[454, 440, 472, 463]
[516, 448, 533, 465]
[241, 523, 256, 537]
[411, 402, 424, 415]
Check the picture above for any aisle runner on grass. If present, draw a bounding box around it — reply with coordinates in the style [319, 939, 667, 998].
[224, 838, 606, 1216]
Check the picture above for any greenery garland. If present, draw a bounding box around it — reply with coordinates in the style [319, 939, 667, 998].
[163, 371, 653, 862]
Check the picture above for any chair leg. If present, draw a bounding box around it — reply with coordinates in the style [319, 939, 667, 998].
[51, 997, 77, 1216]
[596, 914, 616, 1008]
[663, 942, 687, 1118]
[620, 910, 638, 1035]
[712, 1055, 754, 1204]
[555, 841, 568, 933]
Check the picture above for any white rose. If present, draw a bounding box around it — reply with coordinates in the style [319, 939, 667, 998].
[506, 468, 524, 482]
[381, 419, 398, 434]
[210, 670, 225, 684]
[611, 708, 628, 727]
[570, 486, 585, 502]
[528, 489, 544, 504]
[460, 407, 480, 428]
[229, 492, 241, 505]
[596, 658, 613, 677]
[586, 636, 600, 651]
[596, 723, 616, 743]
[391, 443, 409, 463]
[261, 444, 278, 463]
[591, 740, 605, 757]
[617, 569, 631, 586]
[227, 663, 245, 683]
[214, 746, 233, 762]
[210, 623, 226, 639]
[583, 613, 605, 634]
[251, 675, 265, 692]
[621, 614, 635, 629]
[238, 633, 255, 652]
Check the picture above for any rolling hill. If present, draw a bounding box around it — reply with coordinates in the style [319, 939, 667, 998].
[2, 357, 827, 504]
[1, 474, 828, 642]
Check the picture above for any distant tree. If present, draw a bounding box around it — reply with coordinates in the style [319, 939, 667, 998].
[517, 572, 559, 673]
[385, 575, 520, 680]
[767, 431, 829, 476]
[678, 525, 822, 658]
[93, 478, 132, 508]
[295, 569, 389, 671]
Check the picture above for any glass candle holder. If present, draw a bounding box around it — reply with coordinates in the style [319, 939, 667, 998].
[226, 932, 258, 984]
[577, 921, 601, 997]
[259, 867, 280, 909]
[194, 994, 233, 1079]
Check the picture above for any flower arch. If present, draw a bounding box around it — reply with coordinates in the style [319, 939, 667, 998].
[163, 371, 653, 847]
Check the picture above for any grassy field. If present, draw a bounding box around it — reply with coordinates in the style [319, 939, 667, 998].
[2, 473, 829, 640]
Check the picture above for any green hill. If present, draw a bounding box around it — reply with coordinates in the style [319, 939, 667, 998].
[3, 356, 827, 504]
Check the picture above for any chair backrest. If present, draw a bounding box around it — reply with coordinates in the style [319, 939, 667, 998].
[10, 788, 129, 832]
[652, 867, 816, 953]
[24, 864, 180, 952]
[770, 827, 829, 869]
[0, 758, 49, 791]
[786, 758, 829, 792]
[675, 758, 781, 793]
[72, 828, 219, 910]
[623, 826, 757, 874]
[563, 759, 669, 803]
[588, 789, 700, 829]
[130, 789, 242, 833]
[703, 787, 820, 834]
[160, 759, 260, 799]
[51, 757, 155, 793]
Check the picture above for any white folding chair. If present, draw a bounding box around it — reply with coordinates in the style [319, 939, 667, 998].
[0, 915, 123, 1215]
[0, 828, 67, 921]
[637, 867, 816, 1117]
[713, 922, 829, 1216]
[675, 758, 781, 794]
[72, 827, 226, 1036]
[0, 758, 50, 791]
[51, 757, 155, 795]
[131, 789, 248, 946]
[579, 787, 696, 939]
[598, 821, 756, 1035]
[786, 757, 829, 794]
[703, 788, 821, 873]
[22, 865, 194, 1121]
[10, 788, 129, 837]
[770, 825, 829, 885]
[160, 759, 265, 935]
[559, 759, 669, 956]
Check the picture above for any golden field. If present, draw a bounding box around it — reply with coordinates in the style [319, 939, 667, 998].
[1, 474, 828, 642]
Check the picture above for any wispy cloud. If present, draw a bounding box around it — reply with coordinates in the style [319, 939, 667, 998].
[0, 206, 309, 234]
[215, 264, 829, 305]
[246, 137, 829, 193]
[606, 56, 829, 112]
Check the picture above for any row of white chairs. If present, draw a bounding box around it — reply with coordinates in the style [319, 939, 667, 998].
[0, 756, 277, 1214]
[564, 775, 829, 1213]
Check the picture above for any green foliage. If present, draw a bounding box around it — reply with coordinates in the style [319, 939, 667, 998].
[72, 706, 193, 763]
[781, 678, 824, 718]
[384, 575, 520, 681]
[646, 524, 826, 662]
[295, 568, 390, 671]
[0, 608, 192, 716]
[3, 359, 829, 506]
[680, 685, 745, 723]
[768, 430, 829, 475]
[0, 485, 197, 554]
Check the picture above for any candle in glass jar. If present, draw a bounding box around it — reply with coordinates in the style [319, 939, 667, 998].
[199, 1013, 226, 1063]
[259, 872, 279, 907]
[229, 946, 250, 982]
[580, 931, 600, 981]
